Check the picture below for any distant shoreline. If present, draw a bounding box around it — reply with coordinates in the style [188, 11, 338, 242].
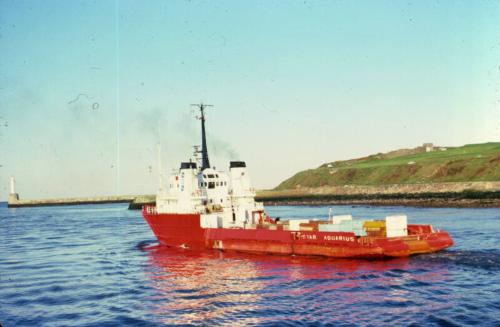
[256, 181, 500, 208]
[259, 198, 500, 208]
[6, 188, 500, 210]
[255, 190, 500, 208]
[127, 193, 500, 209]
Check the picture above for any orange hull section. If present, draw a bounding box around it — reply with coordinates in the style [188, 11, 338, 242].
[142, 208, 453, 258]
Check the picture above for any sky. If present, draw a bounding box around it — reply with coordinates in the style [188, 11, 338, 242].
[0, 0, 499, 200]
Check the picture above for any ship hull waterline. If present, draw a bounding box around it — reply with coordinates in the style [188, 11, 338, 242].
[142, 210, 454, 259]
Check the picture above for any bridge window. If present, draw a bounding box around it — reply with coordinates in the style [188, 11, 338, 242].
[208, 182, 215, 189]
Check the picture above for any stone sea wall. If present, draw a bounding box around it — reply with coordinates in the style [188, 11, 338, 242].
[255, 181, 500, 208]
[257, 181, 500, 198]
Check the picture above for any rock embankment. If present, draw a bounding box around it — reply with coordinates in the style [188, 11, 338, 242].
[256, 181, 500, 208]
[261, 181, 500, 197]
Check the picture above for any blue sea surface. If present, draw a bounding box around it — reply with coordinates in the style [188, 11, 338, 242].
[1, 203, 499, 326]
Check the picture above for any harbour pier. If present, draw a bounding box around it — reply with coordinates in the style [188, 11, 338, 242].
[6, 176, 140, 208]
[7, 195, 138, 208]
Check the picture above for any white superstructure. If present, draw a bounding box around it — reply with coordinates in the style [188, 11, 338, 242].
[155, 103, 264, 229]
[155, 160, 264, 228]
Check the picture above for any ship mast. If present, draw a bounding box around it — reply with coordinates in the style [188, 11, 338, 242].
[191, 103, 213, 170]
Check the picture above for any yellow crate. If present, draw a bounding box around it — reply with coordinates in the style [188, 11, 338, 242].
[363, 220, 386, 229]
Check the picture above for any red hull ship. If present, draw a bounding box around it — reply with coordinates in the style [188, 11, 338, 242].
[142, 104, 453, 259]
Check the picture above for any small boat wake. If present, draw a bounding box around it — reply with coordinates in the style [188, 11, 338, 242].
[414, 249, 500, 271]
[136, 239, 159, 252]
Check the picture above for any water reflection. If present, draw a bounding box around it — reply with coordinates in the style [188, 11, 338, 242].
[145, 246, 266, 325]
[143, 246, 451, 325]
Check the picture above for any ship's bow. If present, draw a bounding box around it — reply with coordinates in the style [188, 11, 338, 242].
[142, 205, 206, 249]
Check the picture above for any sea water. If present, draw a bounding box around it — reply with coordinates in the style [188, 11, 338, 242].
[1, 203, 499, 326]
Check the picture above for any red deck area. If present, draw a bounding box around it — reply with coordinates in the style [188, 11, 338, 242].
[142, 207, 453, 259]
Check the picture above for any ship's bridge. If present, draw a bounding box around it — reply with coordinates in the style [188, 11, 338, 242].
[198, 168, 229, 207]
[198, 168, 228, 190]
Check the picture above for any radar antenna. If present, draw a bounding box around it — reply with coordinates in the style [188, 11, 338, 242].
[191, 103, 213, 170]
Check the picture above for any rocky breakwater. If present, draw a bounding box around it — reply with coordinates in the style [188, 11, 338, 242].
[8, 195, 138, 208]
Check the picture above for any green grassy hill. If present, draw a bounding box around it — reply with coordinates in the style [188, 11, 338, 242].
[275, 143, 500, 190]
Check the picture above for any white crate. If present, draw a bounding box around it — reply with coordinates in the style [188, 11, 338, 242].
[329, 215, 352, 224]
[385, 215, 408, 237]
[289, 219, 310, 231]
[385, 215, 407, 229]
[318, 224, 340, 232]
[386, 228, 408, 237]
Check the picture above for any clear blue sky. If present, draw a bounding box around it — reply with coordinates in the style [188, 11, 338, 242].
[0, 0, 499, 200]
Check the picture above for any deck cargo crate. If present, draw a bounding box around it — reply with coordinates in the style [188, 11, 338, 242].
[329, 215, 352, 224]
[363, 220, 386, 230]
[289, 219, 310, 231]
[385, 215, 408, 237]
